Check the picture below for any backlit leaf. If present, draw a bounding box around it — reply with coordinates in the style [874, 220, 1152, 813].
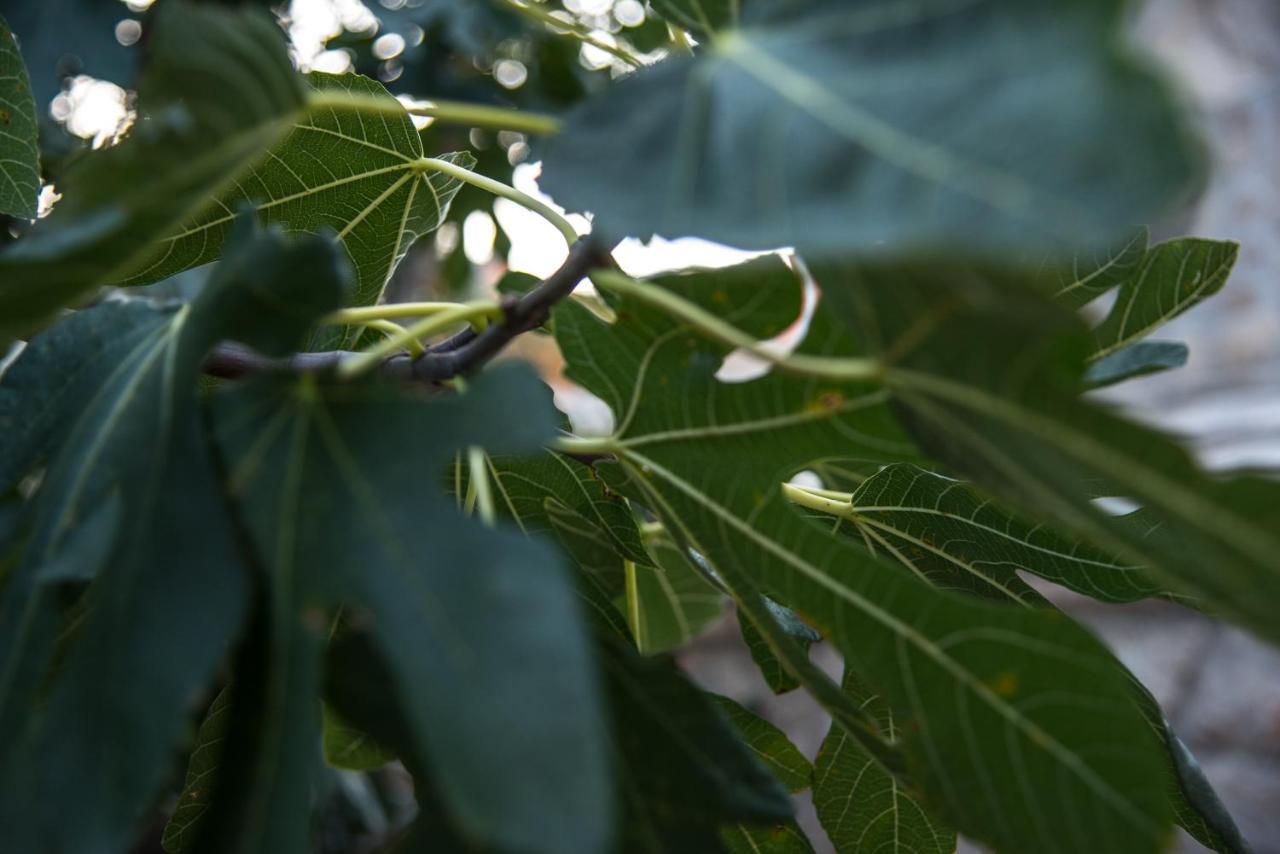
[122, 73, 474, 317]
[0, 12, 40, 218]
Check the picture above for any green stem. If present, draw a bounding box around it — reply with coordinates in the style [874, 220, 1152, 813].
[406, 100, 560, 135]
[326, 302, 471, 324]
[306, 90, 561, 135]
[589, 271, 884, 383]
[363, 319, 426, 358]
[503, 0, 643, 67]
[794, 484, 855, 502]
[338, 302, 502, 379]
[623, 559, 645, 649]
[468, 447, 497, 527]
[414, 157, 579, 248]
[454, 453, 465, 509]
[780, 482, 855, 518]
[551, 435, 619, 455]
[668, 25, 695, 55]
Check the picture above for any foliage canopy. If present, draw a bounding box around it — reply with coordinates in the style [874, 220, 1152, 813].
[0, 1, 1268, 852]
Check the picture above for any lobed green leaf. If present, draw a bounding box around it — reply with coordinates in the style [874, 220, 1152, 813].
[207, 365, 612, 854]
[0, 219, 344, 852]
[555, 256, 1175, 853]
[122, 73, 474, 325]
[541, 0, 1201, 257]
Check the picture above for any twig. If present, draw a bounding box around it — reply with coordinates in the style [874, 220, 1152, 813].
[407, 238, 612, 382]
[202, 238, 613, 384]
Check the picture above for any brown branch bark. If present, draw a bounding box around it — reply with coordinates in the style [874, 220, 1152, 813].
[203, 238, 613, 383]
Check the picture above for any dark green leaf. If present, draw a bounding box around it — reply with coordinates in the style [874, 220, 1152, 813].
[555, 257, 1174, 853]
[0, 12, 40, 218]
[496, 270, 541, 298]
[710, 695, 812, 793]
[0, 220, 343, 853]
[485, 449, 649, 578]
[163, 688, 234, 854]
[739, 594, 822, 695]
[0, 1, 306, 333]
[721, 822, 814, 854]
[602, 636, 793, 851]
[834, 466, 1242, 851]
[541, 0, 1200, 257]
[1165, 722, 1250, 854]
[813, 671, 956, 854]
[322, 704, 396, 772]
[824, 260, 1280, 646]
[740, 613, 801, 695]
[712, 694, 816, 854]
[209, 365, 612, 854]
[0, 299, 171, 494]
[479, 449, 650, 637]
[322, 628, 477, 851]
[182, 604, 327, 854]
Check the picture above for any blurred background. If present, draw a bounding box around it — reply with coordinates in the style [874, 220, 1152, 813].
[10, 0, 1279, 851]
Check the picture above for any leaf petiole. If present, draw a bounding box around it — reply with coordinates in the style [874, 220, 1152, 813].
[360, 318, 426, 358]
[467, 447, 497, 527]
[305, 90, 561, 135]
[623, 559, 645, 647]
[325, 302, 474, 324]
[406, 100, 561, 135]
[502, 0, 644, 68]
[551, 435, 619, 455]
[337, 302, 503, 379]
[780, 482, 855, 519]
[589, 270, 884, 383]
[413, 157, 579, 248]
